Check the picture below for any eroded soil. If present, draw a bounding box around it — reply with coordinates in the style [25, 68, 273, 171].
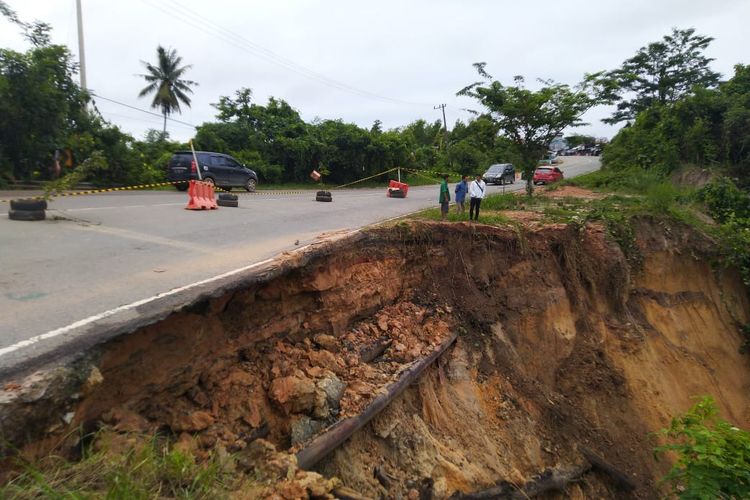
[1, 217, 749, 499]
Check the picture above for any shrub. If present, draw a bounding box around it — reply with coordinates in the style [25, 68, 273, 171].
[697, 176, 750, 222]
[654, 396, 750, 499]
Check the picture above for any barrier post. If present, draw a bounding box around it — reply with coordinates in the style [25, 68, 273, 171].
[189, 140, 202, 181]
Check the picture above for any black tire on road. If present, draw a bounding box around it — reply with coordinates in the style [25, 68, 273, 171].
[10, 198, 47, 211]
[203, 176, 216, 186]
[175, 183, 189, 192]
[9, 209, 46, 221]
[316, 190, 331, 197]
[245, 178, 257, 193]
[217, 199, 239, 208]
[315, 195, 333, 202]
[389, 189, 405, 198]
[218, 193, 238, 201]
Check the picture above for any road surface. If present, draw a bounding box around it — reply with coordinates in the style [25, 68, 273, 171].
[0, 156, 600, 373]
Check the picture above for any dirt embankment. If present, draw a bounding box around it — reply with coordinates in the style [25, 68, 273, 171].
[1, 218, 748, 498]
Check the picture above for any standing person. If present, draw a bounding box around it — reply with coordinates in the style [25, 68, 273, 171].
[454, 175, 468, 214]
[439, 174, 451, 220]
[468, 174, 486, 221]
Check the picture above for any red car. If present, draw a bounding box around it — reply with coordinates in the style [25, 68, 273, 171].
[533, 166, 564, 185]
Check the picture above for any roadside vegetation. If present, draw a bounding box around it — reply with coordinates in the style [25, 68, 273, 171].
[654, 397, 750, 499]
[0, 434, 239, 499]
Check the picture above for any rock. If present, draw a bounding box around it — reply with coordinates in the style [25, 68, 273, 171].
[313, 334, 339, 352]
[108, 407, 150, 433]
[290, 415, 325, 446]
[317, 375, 346, 410]
[377, 317, 389, 332]
[172, 410, 214, 432]
[269, 376, 317, 414]
[242, 402, 262, 428]
[307, 349, 340, 371]
[432, 477, 449, 498]
[81, 367, 103, 396]
[312, 389, 329, 419]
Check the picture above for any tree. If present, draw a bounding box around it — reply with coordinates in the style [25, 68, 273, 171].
[0, 24, 87, 180]
[602, 28, 720, 124]
[138, 45, 197, 133]
[458, 63, 602, 195]
[565, 134, 596, 148]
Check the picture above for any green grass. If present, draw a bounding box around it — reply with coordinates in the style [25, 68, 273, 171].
[558, 166, 665, 194]
[0, 432, 239, 499]
[415, 206, 512, 225]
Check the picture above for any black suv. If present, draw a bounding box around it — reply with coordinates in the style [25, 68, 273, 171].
[167, 151, 259, 192]
[482, 163, 515, 185]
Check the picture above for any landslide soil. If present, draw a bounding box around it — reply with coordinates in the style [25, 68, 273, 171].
[2, 216, 749, 499]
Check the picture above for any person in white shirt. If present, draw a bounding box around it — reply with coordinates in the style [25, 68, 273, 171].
[468, 174, 486, 220]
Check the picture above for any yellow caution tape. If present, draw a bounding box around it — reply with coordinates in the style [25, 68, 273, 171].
[0, 181, 186, 203]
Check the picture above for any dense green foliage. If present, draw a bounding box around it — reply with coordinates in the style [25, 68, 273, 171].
[600, 28, 720, 124]
[655, 397, 750, 499]
[602, 64, 750, 182]
[0, 20, 182, 187]
[195, 87, 515, 185]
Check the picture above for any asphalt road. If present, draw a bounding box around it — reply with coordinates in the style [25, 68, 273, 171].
[0, 156, 600, 371]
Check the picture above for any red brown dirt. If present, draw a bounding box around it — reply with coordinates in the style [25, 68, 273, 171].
[541, 185, 605, 199]
[1, 217, 748, 499]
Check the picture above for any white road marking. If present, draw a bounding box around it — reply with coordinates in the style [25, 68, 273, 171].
[0, 229, 368, 359]
[56, 202, 184, 212]
[0, 254, 278, 358]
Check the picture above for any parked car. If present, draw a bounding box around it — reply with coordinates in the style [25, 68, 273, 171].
[482, 163, 516, 185]
[533, 166, 564, 185]
[167, 151, 259, 192]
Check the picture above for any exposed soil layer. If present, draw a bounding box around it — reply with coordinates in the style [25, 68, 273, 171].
[1, 218, 749, 498]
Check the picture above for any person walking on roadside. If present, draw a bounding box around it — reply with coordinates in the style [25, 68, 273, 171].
[469, 174, 486, 221]
[439, 174, 451, 220]
[454, 175, 468, 214]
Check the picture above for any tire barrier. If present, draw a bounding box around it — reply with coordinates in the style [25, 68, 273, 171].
[315, 190, 333, 202]
[217, 193, 239, 207]
[185, 180, 218, 210]
[8, 209, 45, 221]
[10, 198, 48, 211]
[7, 198, 47, 221]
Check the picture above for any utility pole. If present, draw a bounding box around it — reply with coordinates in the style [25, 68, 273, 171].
[76, 0, 87, 90]
[434, 103, 448, 150]
[434, 103, 447, 133]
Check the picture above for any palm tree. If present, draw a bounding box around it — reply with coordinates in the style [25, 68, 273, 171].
[138, 45, 197, 133]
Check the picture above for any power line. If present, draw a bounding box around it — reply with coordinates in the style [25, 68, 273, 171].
[139, 0, 431, 107]
[90, 93, 198, 128]
[98, 110, 196, 130]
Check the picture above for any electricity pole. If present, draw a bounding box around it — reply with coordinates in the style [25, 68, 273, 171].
[76, 0, 87, 90]
[434, 103, 448, 150]
[434, 103, 447, 133]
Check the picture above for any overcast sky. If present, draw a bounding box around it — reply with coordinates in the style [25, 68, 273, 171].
[2, 0, 748, 142]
